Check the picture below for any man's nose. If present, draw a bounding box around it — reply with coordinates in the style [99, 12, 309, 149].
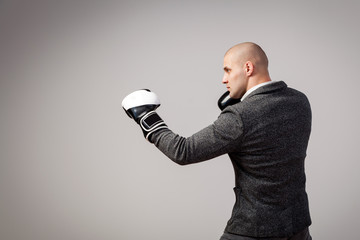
[222, 75, 228, 84]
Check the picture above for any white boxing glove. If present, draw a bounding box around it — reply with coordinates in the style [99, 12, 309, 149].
[122, 89, 168, 142]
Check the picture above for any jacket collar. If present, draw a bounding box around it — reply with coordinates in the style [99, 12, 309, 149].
[243, 81, 287, 101]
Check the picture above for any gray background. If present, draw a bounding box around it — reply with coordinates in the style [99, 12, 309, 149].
[1, 1, 359, 239]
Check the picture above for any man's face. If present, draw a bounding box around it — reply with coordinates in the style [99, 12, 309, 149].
[222, 52, 248, 99]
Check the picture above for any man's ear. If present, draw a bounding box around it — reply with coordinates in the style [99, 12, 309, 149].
[245, 61, 254, 76]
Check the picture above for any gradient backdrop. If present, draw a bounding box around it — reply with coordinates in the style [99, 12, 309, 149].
[1, 1, 359, 239]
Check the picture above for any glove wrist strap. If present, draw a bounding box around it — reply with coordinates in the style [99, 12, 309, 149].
[140, 111, 168, 141]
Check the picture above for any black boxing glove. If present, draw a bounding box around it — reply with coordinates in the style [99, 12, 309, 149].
[122, 89, 168, 142]
[217, 91, 240, 110]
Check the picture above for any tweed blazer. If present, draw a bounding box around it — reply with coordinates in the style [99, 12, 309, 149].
[150, 81, 312, 237]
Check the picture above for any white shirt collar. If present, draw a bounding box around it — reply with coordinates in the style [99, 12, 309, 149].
[241, 81, 276, 101]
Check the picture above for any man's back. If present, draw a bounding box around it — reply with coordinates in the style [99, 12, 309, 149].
[225, 81, 312, 237]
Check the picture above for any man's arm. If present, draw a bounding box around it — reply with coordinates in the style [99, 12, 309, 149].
[149, 107, 244, 165]
[122, 89, 243, 165]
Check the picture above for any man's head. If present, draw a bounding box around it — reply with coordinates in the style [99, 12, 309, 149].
[222, 42, 271, 99]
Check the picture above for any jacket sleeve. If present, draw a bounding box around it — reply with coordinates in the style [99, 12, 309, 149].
[149, 106, 244, 165]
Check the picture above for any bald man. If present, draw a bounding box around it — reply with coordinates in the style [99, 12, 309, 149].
[122, 42, 312, 239]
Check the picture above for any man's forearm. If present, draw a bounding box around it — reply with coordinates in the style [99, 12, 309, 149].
[150, 108, 244, 165]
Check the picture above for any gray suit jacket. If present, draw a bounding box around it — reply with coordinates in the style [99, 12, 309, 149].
[150, 81, 312, 237]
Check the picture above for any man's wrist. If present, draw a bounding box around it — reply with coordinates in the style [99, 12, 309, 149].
[139, 111, 168, 142]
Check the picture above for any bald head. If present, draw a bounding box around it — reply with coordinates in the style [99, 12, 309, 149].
[225, 42, 269, 74]
[222, 42, 271, 98]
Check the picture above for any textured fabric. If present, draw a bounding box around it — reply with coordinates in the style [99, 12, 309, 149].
[150, 81, 312, 237]
[241, 80, 275, 101]
[220, 227, 312, 240]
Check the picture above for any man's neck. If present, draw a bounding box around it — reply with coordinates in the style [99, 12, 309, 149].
[242, 77, 273, 101]
[246, 76, 272, 92]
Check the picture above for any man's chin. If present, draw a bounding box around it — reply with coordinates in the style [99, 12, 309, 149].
[228, 91, 234, 98]
[229, 92, 240, 99]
